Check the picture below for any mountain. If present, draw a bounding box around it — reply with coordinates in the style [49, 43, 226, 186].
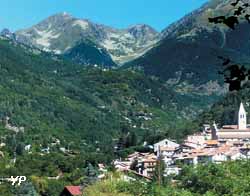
[63, 40, 117, 67]
[1, 29, 117, 67]
[14, 12, 160, 65]
[125, 0, 250, 96]
[0, 28, 15, 40]
[0, 36, 197, 149]
[0, 35, 219, 195]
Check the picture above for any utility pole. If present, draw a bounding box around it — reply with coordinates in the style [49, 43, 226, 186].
[157, 146, 162, 186]
[157, 158, 161, 186]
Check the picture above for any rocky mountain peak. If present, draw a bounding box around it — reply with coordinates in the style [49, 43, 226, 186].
[0, 28, 15, 40]
[15, 14, 160, 64]
[127, 24, 158, 39]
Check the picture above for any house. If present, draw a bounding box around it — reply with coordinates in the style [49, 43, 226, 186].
[177, 155, 198, 165]
[154, 139, 179, 155]
[60, 186, 82, 196]
[116, 152, 158, 178]
[114, 160, 131, 171]
[225, 149, 246, 160]
[184, 134, 207, 148]
[210, 146, 230, 163]
[181, 143, 196, 153]
[158, 146, 177, 166]
[159, 146, 176, 157]
[211, 152, 227, 163]
[142, 157, 157, 177]
[197, 153, 213, 164]
[24, 144, 31, 151]
[127, 152, 141, 162]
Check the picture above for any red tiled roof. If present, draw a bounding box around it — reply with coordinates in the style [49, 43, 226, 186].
[65, 186, 82, 195]
[205, 140, 218, 145]
[143, 158, 157, 163]
[127, 152, 139, 158]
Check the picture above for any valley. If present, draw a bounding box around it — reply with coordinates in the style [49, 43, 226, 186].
[0, 0, 250, 195]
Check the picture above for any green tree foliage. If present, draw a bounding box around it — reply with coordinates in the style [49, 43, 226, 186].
[85, 160, 250, 196]
[0, 38, 199, 155]
[14, 182, 39, 196]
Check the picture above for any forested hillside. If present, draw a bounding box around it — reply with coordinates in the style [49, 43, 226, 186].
[0, 36, 220, 148]
[1, 1, 248, 195]
[0, 37, 209, 195]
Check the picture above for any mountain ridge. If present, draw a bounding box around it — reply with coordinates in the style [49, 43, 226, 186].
[125, 0, 250, 95]
[13, 12, 160, 65]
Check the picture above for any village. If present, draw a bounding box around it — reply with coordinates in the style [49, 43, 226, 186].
[3, 102, 250, 196]
[113, 102, 250, 179]
[60, 102, 250, 195]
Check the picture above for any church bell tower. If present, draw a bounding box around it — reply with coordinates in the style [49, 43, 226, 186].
[238, 102, 247, 130]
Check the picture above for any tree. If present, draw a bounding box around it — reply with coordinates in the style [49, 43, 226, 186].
[82, 162, 98, 187]
[16, 143, 24, 156]
[125, 132, 137, 148]
[14, 182, 39, 196]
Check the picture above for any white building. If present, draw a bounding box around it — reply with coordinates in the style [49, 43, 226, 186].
[24, 144, 31, 151]
[154, 139, 179, 155]
[217, 102, 250, 140]
[239, 102, 247, 130]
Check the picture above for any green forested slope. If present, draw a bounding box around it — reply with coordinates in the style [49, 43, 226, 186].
[0, 37, 222, 195]
[0, 38, 214, 149]
[0, 37, 201, 195]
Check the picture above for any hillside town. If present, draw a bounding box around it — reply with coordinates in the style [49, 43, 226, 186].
[10, 102, 250, 195]
[114, 102, 250, 179]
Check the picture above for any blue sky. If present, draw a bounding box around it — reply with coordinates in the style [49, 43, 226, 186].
[0, 0, 207, 32]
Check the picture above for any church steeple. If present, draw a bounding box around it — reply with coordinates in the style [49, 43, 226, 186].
[238, 102, 247, 130]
